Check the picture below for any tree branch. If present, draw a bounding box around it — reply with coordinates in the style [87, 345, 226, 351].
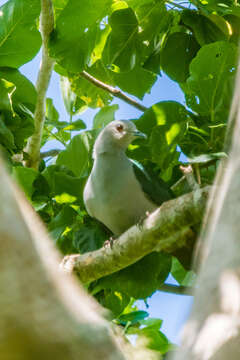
[80, 71, 147, 112]
[158, 283, 193, 296]
[40, 149, 61, 158]
[25, 0, 55, 169]
[60, 186, 210, 283]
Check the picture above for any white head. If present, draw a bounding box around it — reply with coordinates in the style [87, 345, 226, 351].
[93, 120, 146, 158]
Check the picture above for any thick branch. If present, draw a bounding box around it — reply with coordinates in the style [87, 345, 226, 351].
[25, 0, 55, 169]
[61, 186, 210, 283]
[80, 71, 147, 112]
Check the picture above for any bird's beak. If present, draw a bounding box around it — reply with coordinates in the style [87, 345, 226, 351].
[132, 130, 147, 139]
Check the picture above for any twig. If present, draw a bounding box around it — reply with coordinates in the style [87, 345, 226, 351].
[80, 71, 147, 112]
[25, 0, 55, 169]
[40, 149, 62, 158]
[165, 1, 188, 10]
[158, 283, 193, 296]
[180, 165, 199, 191]
[60, 187, 210, 283]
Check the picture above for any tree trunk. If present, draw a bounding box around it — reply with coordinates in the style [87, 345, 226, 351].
[172, 65, 240, 360]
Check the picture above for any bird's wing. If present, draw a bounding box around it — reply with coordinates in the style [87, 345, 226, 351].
[131, 159, 172, 206]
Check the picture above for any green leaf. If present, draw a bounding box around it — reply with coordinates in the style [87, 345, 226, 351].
[161, 32, 199, 83]
[95, 290, 130, 317]
[136, 101, 188, 171]
[46, 98, 59, 123]
[0, 78, 15, 113]
[63, 119, 86, 131]
[70, 62, 113, 109]
[185, 41, 237, 116]
[181, 10, 230, 46]
[43, 165, 86, 203]
[188, 152, 227, 164]
[0, 115, 15, 150]
[102, 8, 139, 72]
[56, 132, 94, 177]
[73, 222, 109, 253]
[118, 310, 148, 325]
[52, 0, 68, 18]
[0, 67, 37, 112]
[95, 252, 172, 299]
[93, 105, 119, 129]
[12, 166, 38, 198]
[135, 326, 171, 354]
[49, 0, 112, 72]
[171, 257, 196, 286]
[112, 65, 157, 99]
[49, 206, 77, 240]
[60, 76, 79, 115]
[0, 0, 41, 68]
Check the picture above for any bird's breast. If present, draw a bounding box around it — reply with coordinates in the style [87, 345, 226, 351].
[84, 155, 156, 235]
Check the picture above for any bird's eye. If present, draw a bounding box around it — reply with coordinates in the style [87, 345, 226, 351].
[116, 124, 124, 132]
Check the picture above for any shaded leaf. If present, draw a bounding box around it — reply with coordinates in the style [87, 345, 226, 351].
[161, 32, 199, 83]
[49, 206, 77, 240]
[94, 252, 172, 299]
[12, 166, 38, 199]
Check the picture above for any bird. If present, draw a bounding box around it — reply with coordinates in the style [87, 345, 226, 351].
[83, 120, 172, 237]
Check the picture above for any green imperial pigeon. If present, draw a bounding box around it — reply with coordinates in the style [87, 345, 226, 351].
[83, 120, 171, 236]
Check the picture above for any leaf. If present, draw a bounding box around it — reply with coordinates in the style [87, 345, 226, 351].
[118, 310, 148, 325]
[188, 152, 227, 164]
[94, 252, 172, 299]
[185, 41, 237, 116]
[102, 8, 139, 72]
[56, 132, 94, 177]
[93, 105, 119, 129]
[12, 166, 38, 199]
[112, 65, 157, 99]
[48, 206, 77, 240]
[181, 10, 230, 46]
[95, 290, 130, 317]
[52, 0, 68, 18]
[63, 119, 86, 131]
[73, 222, 109, 253]
[161, 32, 200, 83]
[135, 326, 171, 354]
[0, 115, 15, 150]
[49, 0, 112, 72]
[43, 165, 86, 203]
[0, 0, 41, 68]
[171, 257, 196, 286]
[46, 98, 59, 123]
[0, 67, 37, 112]
[60, 76, 78, 115]
[135, 101, 188, 171]
[0, 78, 15, 113]
[70, 63, 113, 109]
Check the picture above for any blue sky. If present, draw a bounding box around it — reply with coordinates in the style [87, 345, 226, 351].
[0, 0, 193, 344]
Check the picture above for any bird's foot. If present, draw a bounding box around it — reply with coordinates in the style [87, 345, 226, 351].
[104, 236, 116, 249]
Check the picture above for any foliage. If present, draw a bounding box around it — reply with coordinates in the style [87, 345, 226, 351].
[0, 0, 238, 355]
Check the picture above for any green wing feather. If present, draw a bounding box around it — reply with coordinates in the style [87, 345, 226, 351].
[131, 160, 172, 206]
